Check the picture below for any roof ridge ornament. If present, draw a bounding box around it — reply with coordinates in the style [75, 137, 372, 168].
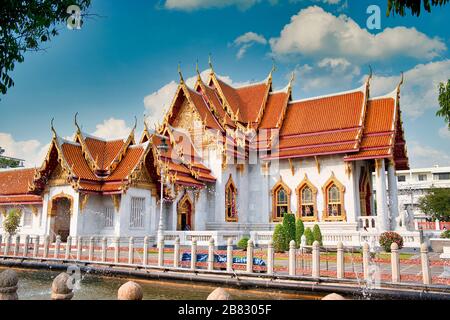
[367, 65, 373, 83]
[51, 118, 57, 137]
[178, 62, 184, 84]
[74, 112, 81, 133]
[397, 71, 404, 91]
[208, 53, 214, 74]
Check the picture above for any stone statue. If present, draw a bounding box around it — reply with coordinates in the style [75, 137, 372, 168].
[118, 281, 143, 300]
[0, 269, 18, 300]
[51, 272, 74, 300]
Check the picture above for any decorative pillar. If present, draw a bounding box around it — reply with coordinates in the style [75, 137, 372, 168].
[226, 238, 233, 272]
[101, 237, 107, 262]
[65, 236, 72, 260]
[246, 239, 254, 273]
[390, 243, 400, 283]
[55, 235, 61, 259]
[288, 240, 296, 276]
[114, 237, 120, 263]
[23, 235, 30, 257]
[208, 237, 215, 271]
[375, 159, 389, 231]
[158, 236, 164, 267]
[33, 236, 39, 258]
[76, 237, 82, 261]
[267, 240, 274, 275]
[128, 237, 134, 264]
[435, 219, 440, 231]
[387, 160, 399, 229]
[143, 236, 149, 266]
[312, 241, 320, 278]
[88, 236, 94, 261]
[336, 241, 344, 279]
[13, 235, 20, 256]
[43, 235, 50, 258]
[420, 243, 431, 285]
[173, 236, 180, 268]
[363, 242, 370, 281]
[191, 238, 197, 270]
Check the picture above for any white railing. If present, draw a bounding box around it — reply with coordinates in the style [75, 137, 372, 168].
[358, 216, 377, 230]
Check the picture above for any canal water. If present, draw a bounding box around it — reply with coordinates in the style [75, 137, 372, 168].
[3, 267, 324, 300]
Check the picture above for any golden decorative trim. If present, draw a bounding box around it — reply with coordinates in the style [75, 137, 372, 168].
[225, 174, 238, 222]
[345, 162, 352, 179]
[288, 158, 295, 176]
[321, 172, 346, 222]
[111, 194, 121, 212]
[79, 193, 89, 212]
[48, 192, 74, 217]
[29, 205, 38, 216]
[315, 156, 321, 174]
[296, 174, 318, 222]
[177, 192, 195, 230]
[271, 177, 291, 222]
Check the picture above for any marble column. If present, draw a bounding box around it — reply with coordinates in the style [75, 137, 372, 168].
[375, 159, 389, 231]
[387, 160, 399, 230]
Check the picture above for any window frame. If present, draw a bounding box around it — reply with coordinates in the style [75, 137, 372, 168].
[296, 174, 318, 222]
[271, 179, 291, 222]
[322, 173, 346, 222]
[129, 197, 145, 229]
[225, 175, 238, 222]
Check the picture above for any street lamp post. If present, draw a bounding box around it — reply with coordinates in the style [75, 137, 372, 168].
[157, 137, 169, 248]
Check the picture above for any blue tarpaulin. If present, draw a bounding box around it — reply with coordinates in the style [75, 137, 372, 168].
[181, 253, 265, 266]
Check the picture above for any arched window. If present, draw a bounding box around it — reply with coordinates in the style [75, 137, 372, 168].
[296, 175, 318, 221]
[322, 173, 346, 221]
[225, 175, 237, 222]
[271, 179, 291, 221]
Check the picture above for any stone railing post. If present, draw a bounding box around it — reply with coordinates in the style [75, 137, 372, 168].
[65, 236, 72, 260]
[336, 241, 344, 279]
[0, 269, 18, 300]
[54, 235, 61, 259]
[435, 219, 440, 231]
[158, 236, 164, 267]
[43, 235, 50, 258]
[88, 236, 95, 261]
[363, 242, 370, 281]
[101, 237, 107, 262]
[3, 234, 10, 256]
[191, 238, 197, 270]
[143, 236, 149, 266]
[33, 236, 39, 257]
[208, 237, 215, 271]
[0, 235, 2, 253]
[76, 237, 82, 261]
[414, 220, 419, 231]
[289, 240, 296, 276]
[246, 239, 254, 273]
[226, 238, 233, 273]
[128, 237, 134, 264]
[390, 242, 400, 283]
[114, 237, 120, 263]
[312, 241, 320, 278]
[267, 239, 274, 275]
[420, 243, 431, 285]
[13, 235, 20, 256]
[173, 236, 180, 268]
[23, 235, 30, 257]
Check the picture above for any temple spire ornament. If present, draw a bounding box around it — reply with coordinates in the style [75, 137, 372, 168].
[208, 53, 214, 74]
[178, 62, 184, 84]
[51, 118, 57, 137]
[74, 112, 81, 133]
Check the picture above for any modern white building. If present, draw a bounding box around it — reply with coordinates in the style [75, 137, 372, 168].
[1, 63, 421, 247]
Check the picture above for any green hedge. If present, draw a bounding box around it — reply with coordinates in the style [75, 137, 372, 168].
[283, 213, 296, 244]
[304, 227, 314, 245]
[312, 224, 323, 246]
[273, 224, 288, 252]
[295, 219, 304, 248]
[237, 236, 250, 250]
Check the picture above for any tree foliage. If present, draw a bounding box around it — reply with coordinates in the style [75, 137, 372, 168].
[282, 213, 296, 244]
[3, 208, 22, 235]
[237, 236, 249, 250]
[0, 0, 91, 96]
[295, 219, 304, 248]
[304, 227, 314, 246]
[437, 79, 450, 129]
[418, 188, 450, 222]
[273, 224, 288, 252]
[387, 0, 449, 16]
[0, 157, 21, 168]
[312, 224, 323, 246]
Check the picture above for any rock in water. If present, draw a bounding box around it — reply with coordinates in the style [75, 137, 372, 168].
[51, 272, 74, 300]
[321, 293, 346, 300]
[0, 269, 19, 300]
[207, 287, 232, 300]
[118, 281, 143, 300]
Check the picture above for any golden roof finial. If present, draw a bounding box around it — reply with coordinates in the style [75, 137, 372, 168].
[178, 62, 184, 83]
[74, 112, 81, 133]
[367, 65, 373, 82]
[270, 57, 277, 77]
[51, 118, 57, 137]
[288, 71, 295, 87]
[208, 53, 214, 73]
[196, 59, 201, 81]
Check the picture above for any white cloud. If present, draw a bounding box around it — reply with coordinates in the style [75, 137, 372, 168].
[439, 126, 450, 139]
[233, 32, 267, 59]
[92, 118, 132, 140]
[0, 133, 47, 168]
[269, 6, 446, 62]
[164, 0, 264, 11]
[408, 140, 450, 168]
[143, 69, 249, 127]
[369, 60, 450, 118]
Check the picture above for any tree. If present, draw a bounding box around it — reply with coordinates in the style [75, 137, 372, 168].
[237, 236, 249, 251]
[295, 219, 304, 248]
[3, 208, 22, 235]
[312, 224, 323, 246]
[418, 188, 450, 221]
[273, 224, 288, 252]
[304, 227, 314, 246]
[387, 0, 449, 16]
[282, 213, 296, 244]
[437, 79, 450, 129]
[0, 1, 92, 96]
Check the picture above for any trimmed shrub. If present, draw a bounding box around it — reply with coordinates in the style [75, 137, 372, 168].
[440, 230, 450, 239]
[379, 232, 404, 252]
[2, 208, 21, 235]
[273, 224, 288, 252]
[304, 227, 314, 246]
[283, 213, 296, 244]
[295, 219, 305, 248]
[237, 236, 250, 250]
[312, 224, 323, 246]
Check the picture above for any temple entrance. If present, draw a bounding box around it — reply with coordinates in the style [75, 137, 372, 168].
[359, 168, 373, 216]
[49, 196, 72, 242]
[177, 194, 193, 231]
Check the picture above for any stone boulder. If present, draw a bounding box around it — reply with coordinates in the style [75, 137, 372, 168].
[207, 287, 232, 300]
[0, 269, 19, 300]
[51, 272, 74, 300]
[118, 281, 143, 300]
[321, 293, 346, 300]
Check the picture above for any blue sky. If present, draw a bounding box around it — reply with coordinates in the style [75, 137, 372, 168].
[0, 0, 449, 168]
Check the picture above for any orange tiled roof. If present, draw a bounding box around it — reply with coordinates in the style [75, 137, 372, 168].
[0, 168, 43, 205]
[84, 136, 125, 171]
[259, 91, 289, 129]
